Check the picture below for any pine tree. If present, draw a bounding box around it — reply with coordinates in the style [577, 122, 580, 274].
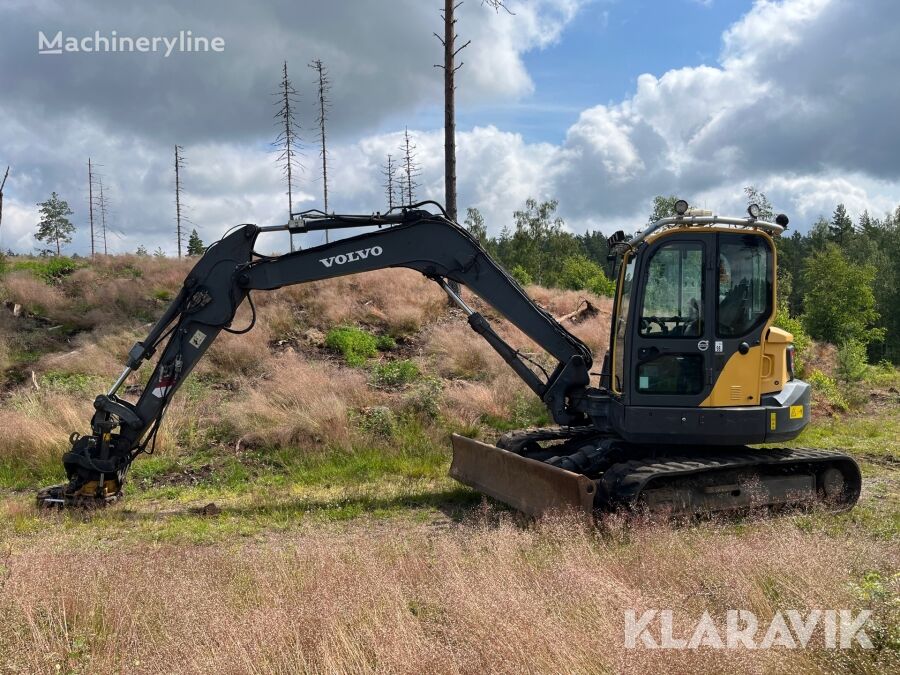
[135, 244, 149, 256]
[97, 176, 110, 255]
[829, 203, 854, 244]
[187, 228, 205, 256]
[35, 192, 75, 256]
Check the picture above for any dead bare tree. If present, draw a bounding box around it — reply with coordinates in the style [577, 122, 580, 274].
[274, 61, 302, 252]
[174, 145, 187, 258]
[87, 160, 109, 257]
[382, 154, 402, 210]
[400, 128, 421, 206]
[434, 0, 508, 224]
[309, 59, 331, 241]
[97, 177, 109, 255]
[0, 166, 8, 241]
[88, 158, 96, 258]
[435, 1, 507, 299]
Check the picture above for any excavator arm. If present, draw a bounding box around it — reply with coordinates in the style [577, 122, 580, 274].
[39, 206, 596, 506]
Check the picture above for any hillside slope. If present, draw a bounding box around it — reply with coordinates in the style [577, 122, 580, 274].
[0, 255, 897, 673]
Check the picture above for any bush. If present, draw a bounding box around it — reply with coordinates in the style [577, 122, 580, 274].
[357, 406, 396, 438]
[509, 264, 533, 286]
[40, 371, 101, 394]
[325, 326, 379, 366]
[837, 338, 868, 383]
[11, 257, 79, 283]
[511, 394, 551, 428]
[404, 376, 443, 420]
[371, 359, 420, 388]
[558, 255, 615, 297]
[807, 369, 849, 412]
[587, 273, 616, 297]
[375, 335, 397, 351]
[865, 360, 900, 388]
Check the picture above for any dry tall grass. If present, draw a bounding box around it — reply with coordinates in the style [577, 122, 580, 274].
[0, 257, 897, 674]
[226, 354, 377, 449]
[273, 269, 448, 334]
[1, 514, 895, 674]
[1, 272, 73, 323]
[0, 390, 92, 473]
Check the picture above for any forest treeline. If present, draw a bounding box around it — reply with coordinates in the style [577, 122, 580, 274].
[4, 188, 897, 369]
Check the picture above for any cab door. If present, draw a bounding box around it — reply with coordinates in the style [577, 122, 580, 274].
[627, 233, 715, 408]
[704, 232, 774, 406]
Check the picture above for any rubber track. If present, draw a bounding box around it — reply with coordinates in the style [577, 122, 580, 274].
[599, 447, 862, 508]
[496, 426, 599, 454]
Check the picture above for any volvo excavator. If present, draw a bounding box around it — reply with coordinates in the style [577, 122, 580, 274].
[37, 199, 862, 517]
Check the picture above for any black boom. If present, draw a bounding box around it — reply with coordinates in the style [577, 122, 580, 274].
[59, 207, 597, 497]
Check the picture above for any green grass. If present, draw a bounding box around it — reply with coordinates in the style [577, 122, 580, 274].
[481, 394, 551, 431]
[325, 325, 379, 365]
[791, 408, 900, 459]
[371, 359, 420, 388]
[865, 361, 900, 388]
[324, 325, 397, 366]
[7, 256, 80, 282]
[40, 371, 105, 394]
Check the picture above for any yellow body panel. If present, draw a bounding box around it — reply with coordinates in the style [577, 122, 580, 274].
[761, 326, 792, 394]
[700, 345, 762, 407]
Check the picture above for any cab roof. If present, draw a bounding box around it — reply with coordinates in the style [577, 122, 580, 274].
[631, 214, 787, 248]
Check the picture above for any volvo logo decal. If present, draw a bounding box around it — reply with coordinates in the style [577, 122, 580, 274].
[319, 246, 383, 268]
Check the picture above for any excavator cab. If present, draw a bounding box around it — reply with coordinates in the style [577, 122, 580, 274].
[603, 214, 807, 445]
[612, 227, 771, 405]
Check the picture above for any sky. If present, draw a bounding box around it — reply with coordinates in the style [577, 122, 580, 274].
[0, 0, 898, 255]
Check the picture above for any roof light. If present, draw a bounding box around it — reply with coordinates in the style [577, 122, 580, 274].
[674, 199, 689, 215]
[748, 203, 761, 219]
[775, 213, 789, 228]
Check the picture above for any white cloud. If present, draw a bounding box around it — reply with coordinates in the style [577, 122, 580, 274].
[2, 0, 899, 256]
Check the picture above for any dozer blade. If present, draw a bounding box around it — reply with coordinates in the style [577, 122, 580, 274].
[450, 434, 597, 519]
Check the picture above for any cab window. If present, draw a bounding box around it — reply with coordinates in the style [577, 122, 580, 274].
[636, 354, 704, 395]
[639, 242, 704, 338]
[717, 234, 772, 337]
